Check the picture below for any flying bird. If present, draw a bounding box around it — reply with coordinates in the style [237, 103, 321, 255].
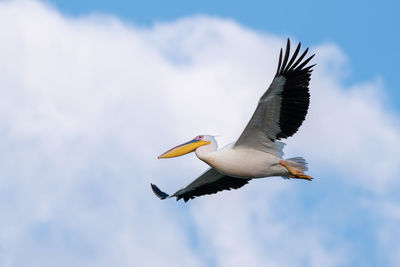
[151, 39, 315, 202]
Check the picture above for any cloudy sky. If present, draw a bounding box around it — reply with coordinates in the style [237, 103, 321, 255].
[0, 0, 399, 266]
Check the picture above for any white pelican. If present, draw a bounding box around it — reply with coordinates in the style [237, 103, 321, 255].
[151, 39, 315, 202]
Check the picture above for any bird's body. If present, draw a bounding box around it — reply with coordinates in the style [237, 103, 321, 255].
[197, 142, 288, 179]
[151, 39, 315, 202]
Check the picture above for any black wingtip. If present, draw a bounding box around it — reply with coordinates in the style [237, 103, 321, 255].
[276, 48, 283, 75]
[279, 39, 291, 73]
[151, 183, 170, 200]
[295, 53, 315, 70]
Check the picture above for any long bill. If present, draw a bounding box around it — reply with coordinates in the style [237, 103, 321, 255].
[158, 139, 210, 159]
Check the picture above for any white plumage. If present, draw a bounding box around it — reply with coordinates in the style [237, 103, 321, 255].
[151, 39, 315, 202]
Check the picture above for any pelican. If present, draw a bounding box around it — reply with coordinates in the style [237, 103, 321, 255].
[151, 39, 315, 202]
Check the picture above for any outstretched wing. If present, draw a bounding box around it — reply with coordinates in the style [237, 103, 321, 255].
[235, 39, 315, 152]
[151, 168, 251, 202]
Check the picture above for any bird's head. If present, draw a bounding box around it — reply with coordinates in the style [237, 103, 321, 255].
[157, 135, 213, 159]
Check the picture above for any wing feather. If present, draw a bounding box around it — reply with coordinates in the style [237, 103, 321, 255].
[280, 40, 291, 73]
[291, 47, 309, 69]
[283, 42, 301, 73]
[275, 48, 283, 75]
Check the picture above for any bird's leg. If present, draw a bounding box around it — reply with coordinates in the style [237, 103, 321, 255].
[279, 160, 313, 181]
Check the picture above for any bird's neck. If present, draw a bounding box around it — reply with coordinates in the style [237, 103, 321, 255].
[195, 140, 218, 162]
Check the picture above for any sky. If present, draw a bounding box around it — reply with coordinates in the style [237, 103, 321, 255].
[0, 0, 399, 266]
[43, 0, 400, 105]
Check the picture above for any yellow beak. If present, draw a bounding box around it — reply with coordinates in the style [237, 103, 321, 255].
[158, 139, 211, 159]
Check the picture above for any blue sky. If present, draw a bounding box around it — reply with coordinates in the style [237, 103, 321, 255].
[45, 0, 400, 105]
[1, 1, 400, 267]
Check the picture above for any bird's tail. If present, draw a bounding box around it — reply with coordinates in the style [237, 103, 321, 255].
[281, 157, 309, 179]
[286, 157, 308, 172]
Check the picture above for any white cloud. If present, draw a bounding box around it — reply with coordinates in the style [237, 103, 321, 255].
[0, 0, 399, 266]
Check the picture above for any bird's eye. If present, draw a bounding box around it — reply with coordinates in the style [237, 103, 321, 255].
[196, 135, 203, 140]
